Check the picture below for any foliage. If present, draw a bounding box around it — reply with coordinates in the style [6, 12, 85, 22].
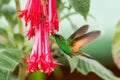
[69, 0, 90, 20]
[112, 21, 120, 69]
[63, 53, 120, 80]
[0, 48, 22, 80]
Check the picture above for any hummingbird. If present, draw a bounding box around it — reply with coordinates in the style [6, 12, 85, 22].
[54, 25, 100, 56]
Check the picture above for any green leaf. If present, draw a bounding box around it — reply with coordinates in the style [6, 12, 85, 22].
[63, 53, 79, 72]
[0, 0, 11, 18]
[1, 5, 15, 16]
[1, 5, 17, 27]
[0, 27, 8, 39]
[56, 0, 62, 9]
[0, 48, 22, 80]
[14, 33, 24, 45]
[57, 1, 66, 16]
[112, 20, 120, 69]
[69, 0, 90, 20]
[63, 53, 120, 80]
[0, 0, 10, 5]
[76, 56, 120, 80]
[67, 56, 79, 73]
[113, 21, 120, 44]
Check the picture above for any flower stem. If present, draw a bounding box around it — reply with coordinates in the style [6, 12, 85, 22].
[15, 0, 25, 80]
[59, 12, 77, 22]
[15, 0, 23, 34]
[19, 63, 26, 80]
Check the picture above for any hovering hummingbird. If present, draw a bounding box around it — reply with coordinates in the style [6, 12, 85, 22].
[54, 25, 100, 55]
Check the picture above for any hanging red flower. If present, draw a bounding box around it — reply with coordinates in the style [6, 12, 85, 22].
[27, 25, 57, 75]
[19, 0, 59, 75]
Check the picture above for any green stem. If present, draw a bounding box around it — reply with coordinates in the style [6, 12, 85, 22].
[15, 0, 23, 34]
[59, 12, 77, 22]
[61, 12, 77, 30]
[15, 0, 25, 80]
[19, 63, 26, 80]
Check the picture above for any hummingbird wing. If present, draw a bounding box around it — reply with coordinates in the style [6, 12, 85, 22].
[71, 31, 100, 52]
[68, 25, 89, 40]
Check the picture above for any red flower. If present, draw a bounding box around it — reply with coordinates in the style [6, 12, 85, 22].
[19, 0, 59, 75]
[19, 0, 59, 40]
[27, 25, 57, 75]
